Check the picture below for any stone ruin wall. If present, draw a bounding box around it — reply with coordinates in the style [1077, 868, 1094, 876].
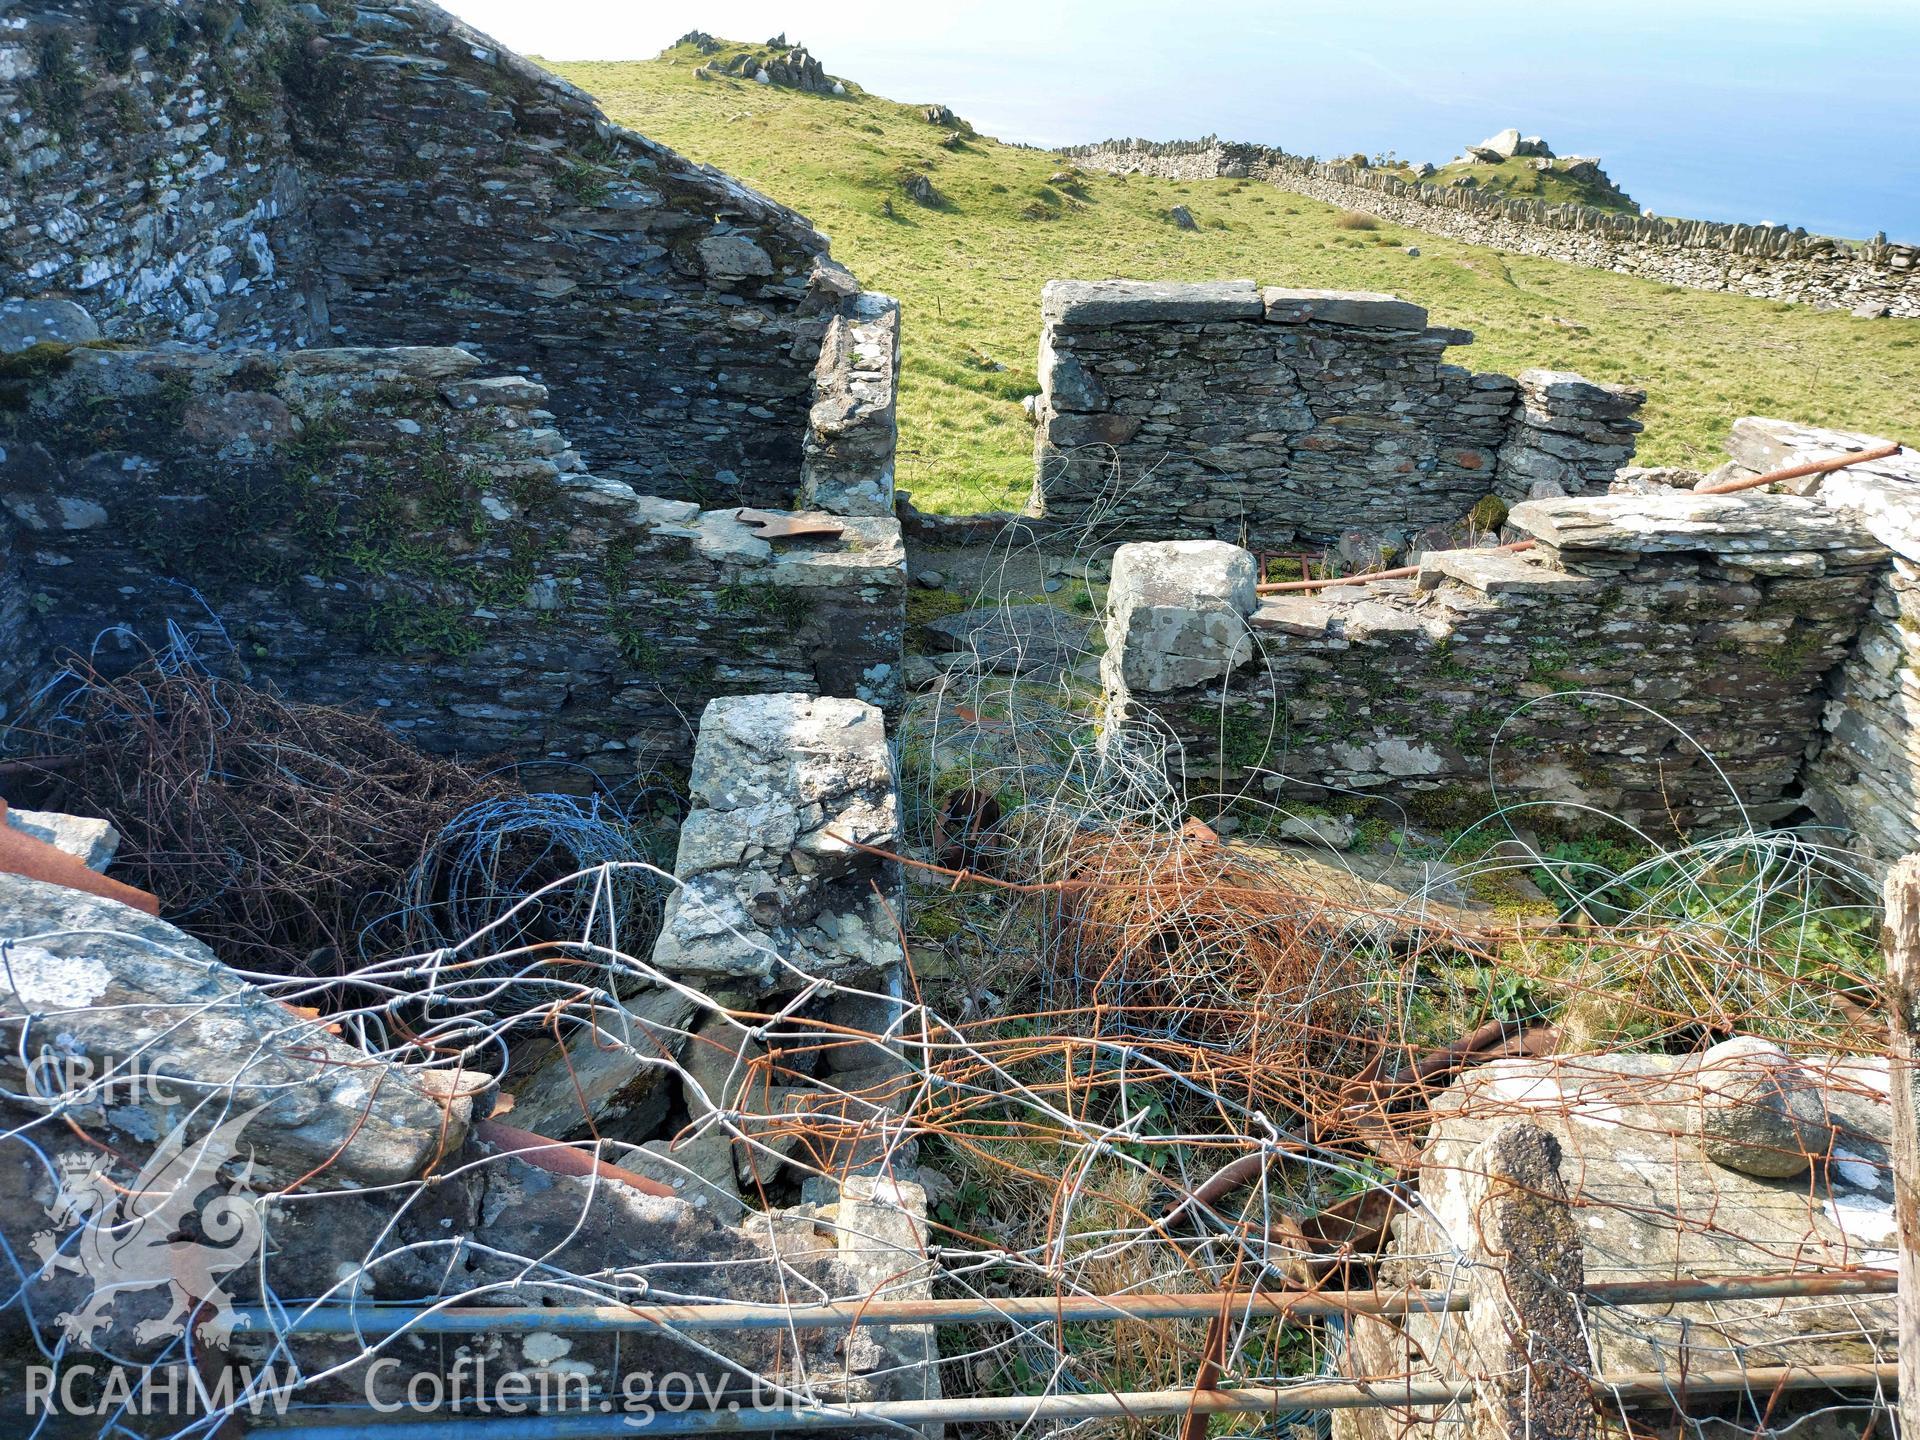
[0, 342, 903, 774]
[1063, 140, 1920, 317]
[1, 0, 907, 770]
[1032, 280, 1643, 550]
[1102, 421, 1920, 860]
[1, 0, 896, 511]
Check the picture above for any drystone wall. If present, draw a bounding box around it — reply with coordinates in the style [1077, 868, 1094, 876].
[1, 0, 877, 507]
[0, 341, 903, 769]
[1032, 280, 1642, 549]
[1101, 491, 1887, 840]
[1723, 422, 1920, 862]
[1063, 140, 1920, 317]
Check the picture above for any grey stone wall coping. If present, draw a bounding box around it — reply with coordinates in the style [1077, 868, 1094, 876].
[1041, 279, 1263, 326]
[1262, 288, 1428, 330]
[1510, 492, 1884, 564]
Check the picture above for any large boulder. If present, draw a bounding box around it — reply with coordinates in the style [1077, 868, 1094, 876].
[0, 872, 468, 1189]
[1474, 127, 1523, 159]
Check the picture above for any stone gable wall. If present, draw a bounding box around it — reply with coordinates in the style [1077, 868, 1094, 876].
[1032, 280, 1642, 550]
[1, 0, 868, 509]
[1101, 492, 1887, 841]
[1063, 140, 1919, 317]
[0, 343, 903, 771]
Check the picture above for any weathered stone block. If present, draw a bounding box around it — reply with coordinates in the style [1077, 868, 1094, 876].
[652, 693, 903, 985]
[1102, 540, 1258, 693]
[1261, 287, 1428, 329]
[0, 872, 466, 1190]
[1042, 278, 1264, 326]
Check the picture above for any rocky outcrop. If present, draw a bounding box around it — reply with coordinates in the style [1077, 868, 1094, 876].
[1062, 140, 1919, 316]
[1030, 281, 1641, 548]
[691, 39, 842, 95]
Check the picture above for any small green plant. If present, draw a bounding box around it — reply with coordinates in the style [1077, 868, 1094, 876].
[556, 161, 612, 204]
[1334, 211, 1379, 231]
[612, 624, 664, 671]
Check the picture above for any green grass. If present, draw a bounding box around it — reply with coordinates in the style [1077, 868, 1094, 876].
[1379, 155, 1639, 212]
[550, 43, 1920, 514]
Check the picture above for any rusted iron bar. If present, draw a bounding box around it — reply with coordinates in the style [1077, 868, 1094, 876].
[235, 1270, 1895, 1337]
[471, 1119, 676, 1199]
[1884, 854, 1920, 1440]
[1256, 542, 1534, 594]
[1693, 441, 1902, 495]
[249, 1363, 1899, 1437]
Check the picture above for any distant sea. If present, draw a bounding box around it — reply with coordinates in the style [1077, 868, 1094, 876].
[445, 0, 1920, 244]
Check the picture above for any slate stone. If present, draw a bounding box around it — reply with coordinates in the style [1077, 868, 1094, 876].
[1261, 288, 1428, 330]
[925, 603, 1097, 681]
[1042, 279, 1264, 327]
[0, 299, 99, 353]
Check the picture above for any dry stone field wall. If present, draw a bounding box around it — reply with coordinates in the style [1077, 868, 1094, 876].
[0, 0, 905, 766]
[1, 0, 885, 507]
[1064, 140, 1920, 316]
[1032, 280, 1643, 549]
[1102, 421, 1920, 858]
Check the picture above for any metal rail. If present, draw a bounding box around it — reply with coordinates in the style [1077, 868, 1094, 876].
[254, 1363, 1899, 1437]
[231, 1269, 1895, 1337]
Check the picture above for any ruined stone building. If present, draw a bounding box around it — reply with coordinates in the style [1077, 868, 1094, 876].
[2, 0, 902, 770]
[3, 6, 1919, 1436]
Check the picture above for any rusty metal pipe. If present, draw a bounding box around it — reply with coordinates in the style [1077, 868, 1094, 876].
[233, 1269, 1895, 1337]
[247, 1363, 1898, 1438]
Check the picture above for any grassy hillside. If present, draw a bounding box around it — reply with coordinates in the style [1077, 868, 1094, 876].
[551, 45, 1920, 514]
[1379, 155, 1639, 213]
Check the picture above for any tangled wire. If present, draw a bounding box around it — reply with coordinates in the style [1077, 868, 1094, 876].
[9, 642, 677, 998]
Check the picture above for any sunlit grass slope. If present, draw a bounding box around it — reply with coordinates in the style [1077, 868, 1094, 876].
[550, 45, 1920, 513]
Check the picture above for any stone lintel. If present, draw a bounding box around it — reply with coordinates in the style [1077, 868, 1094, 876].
[1043, 279, 1263, 327]
[1508, 492, 1882, 563]
[1415, 548, 1600, 595]
[1262, 287, 1429, 330]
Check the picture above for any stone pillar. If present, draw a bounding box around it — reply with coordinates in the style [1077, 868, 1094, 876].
[799, 292, 902, 516]
[651, 692, 903, 987]
[1461, 1122, 1593, 1440]
[1884, 856, 1920, 1440]
[1100, 540, 1260, 696]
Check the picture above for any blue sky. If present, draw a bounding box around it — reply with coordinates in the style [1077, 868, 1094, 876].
[440, 0, 1920, 242]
